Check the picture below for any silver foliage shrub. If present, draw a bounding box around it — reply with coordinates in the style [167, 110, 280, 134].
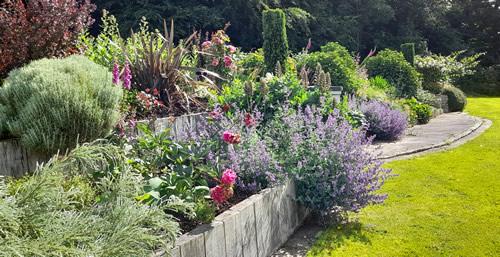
[0, 55, 122, 154]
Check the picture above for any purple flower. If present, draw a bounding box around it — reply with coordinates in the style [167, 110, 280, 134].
[359, 100, 407, 141]
[112, 62, 120, 85]
[122, 61, 132, 90]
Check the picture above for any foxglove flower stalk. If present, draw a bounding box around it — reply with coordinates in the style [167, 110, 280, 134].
[112, 62, 120, 85]
[122, 61, 132, 90]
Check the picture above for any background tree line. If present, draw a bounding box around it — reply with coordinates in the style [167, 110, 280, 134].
[93, 0, 499, 66]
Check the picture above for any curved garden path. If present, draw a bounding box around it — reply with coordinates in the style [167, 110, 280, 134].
[272, 99, 495, 257]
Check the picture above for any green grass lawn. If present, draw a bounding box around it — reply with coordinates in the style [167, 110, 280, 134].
[308, 98, 500, 257]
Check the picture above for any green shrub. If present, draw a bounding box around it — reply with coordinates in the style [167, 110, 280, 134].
[403, 98, 433, 124]
[443, 85, 467, 112]
[400, 43, 415, 66]
[262, 9, 289, 72]
[0, 104, 8, 138]
[416, 88, 441, 108]
[455, 65, 500, 96]
[369, 76, 396, 95]
[0, 55, 122, 154]
[415, 52, 483, 94]
[239, 49, 265, 73]
[298, 42, 361, 93]
[216, 72, 316, 122]
[366, 49, 421, 98]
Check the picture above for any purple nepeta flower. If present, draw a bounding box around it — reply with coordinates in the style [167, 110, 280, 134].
[359, 100, 407, 141]
[269, 104, 391, 216]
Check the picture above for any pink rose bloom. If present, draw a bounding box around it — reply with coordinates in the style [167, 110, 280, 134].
[211, 58, 220, 66]
[227, 45, 237, 53]
[210, 185, 226, 205]
[221, 169, 237, 185]
[222, 131, 241, 144]
[201, 41, 212, 49]
[223, 56, 233, 67]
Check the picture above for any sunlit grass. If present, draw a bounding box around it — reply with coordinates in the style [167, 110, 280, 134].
[308, 98, 500, 256]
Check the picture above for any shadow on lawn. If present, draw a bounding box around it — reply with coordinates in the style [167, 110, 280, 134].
[309, 221, 372, 254]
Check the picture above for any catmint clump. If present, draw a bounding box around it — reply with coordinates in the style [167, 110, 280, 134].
[359, 100, 408, 141]
[268, 104, 390, 220]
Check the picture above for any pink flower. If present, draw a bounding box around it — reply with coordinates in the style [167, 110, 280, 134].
[152, 88, 159, 96]
[122, 61, 132, 90]
[210, 185, 226, 205]
[221, 169, 237, 185]
[211, 58, 220, 66]
[222, 131, 241, 144]
[213, 37, 223, 45]
[223, 56, 232, 68]
[209, 110, 222, 120]
[227, 45, 237, 53]
[244, 113, 256, 127]
[112, 62, 120, 85]
[201, 41, 212, 49]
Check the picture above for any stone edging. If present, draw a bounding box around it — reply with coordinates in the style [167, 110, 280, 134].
[160, 180, 309, 257]
[377, 116, 488, 160]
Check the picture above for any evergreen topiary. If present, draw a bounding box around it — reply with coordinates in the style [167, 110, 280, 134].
[443, 85, 467, 112]
[401, 43, 416, 66]
[0, 55, 122, 154]
[365, 49, 422, 98]
[262, 8, 289, 72]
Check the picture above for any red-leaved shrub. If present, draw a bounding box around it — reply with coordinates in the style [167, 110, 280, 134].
[0, 0, 95, 78]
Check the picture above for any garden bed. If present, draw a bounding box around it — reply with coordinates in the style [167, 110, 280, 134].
[0, 113, 206, 177]
[159, 180, 309, 257]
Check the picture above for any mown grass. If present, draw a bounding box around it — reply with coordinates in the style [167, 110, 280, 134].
[308, 98, 500, 257]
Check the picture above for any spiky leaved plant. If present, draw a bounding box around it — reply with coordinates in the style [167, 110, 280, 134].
[126, 20, 220, 115]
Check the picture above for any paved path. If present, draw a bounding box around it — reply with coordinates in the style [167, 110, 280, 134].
[271, 112, 491, 257]
[372, 112, 484, 160]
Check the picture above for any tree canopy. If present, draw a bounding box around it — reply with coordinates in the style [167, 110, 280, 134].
[91, 0, 500, 65]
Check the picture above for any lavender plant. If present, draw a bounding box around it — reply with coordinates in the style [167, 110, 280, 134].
[268, 105, 390, 219]
[359, 100, 408, 141]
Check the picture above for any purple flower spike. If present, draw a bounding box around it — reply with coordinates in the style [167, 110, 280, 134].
[122, 61, 132, 90]
[112, 62, 120, 85]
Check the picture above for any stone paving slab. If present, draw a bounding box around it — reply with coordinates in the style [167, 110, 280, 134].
[371, 112, 483, 160]
[271, 112, 490, 257]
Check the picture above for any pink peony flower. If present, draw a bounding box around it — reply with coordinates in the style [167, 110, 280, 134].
[210, 185, 226, 205]
[221, 169, 237, 185]
[222, 131, 241, 144]
[201, 41, 212, 49]
[211, 58, 220, 66]
[244, 113, 256, 127]
[227, 45, 237, 53]
[223, 56, 233, 68]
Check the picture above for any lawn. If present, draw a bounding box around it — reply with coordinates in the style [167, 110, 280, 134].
[307, 97, 500, 257]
